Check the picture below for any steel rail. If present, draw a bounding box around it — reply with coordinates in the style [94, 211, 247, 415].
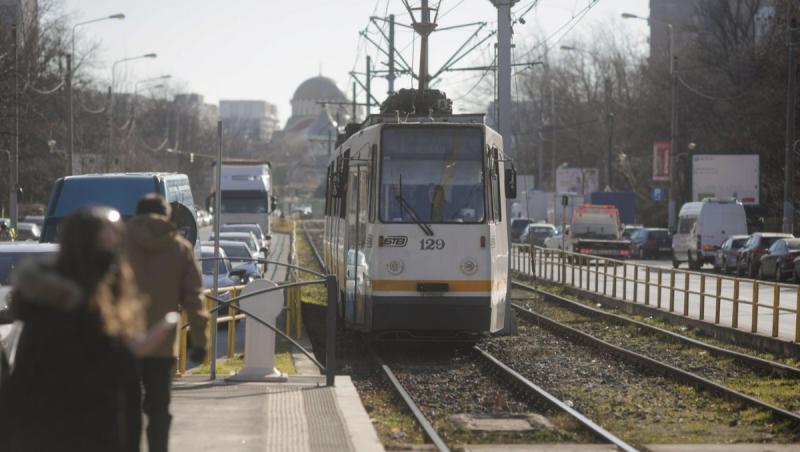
[513, 281, 800, 378]
[300, 220, 326, 272]
[473, 347, 638, 452]
[370, 350, 450, 452]
[512, 303, 800, 425]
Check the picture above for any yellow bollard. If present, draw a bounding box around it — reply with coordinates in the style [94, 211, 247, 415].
[227, 288, 237, 359]
[751, 281, 759, 333]
[715, 277, 722, 324]
[683, 271, 690, 316]
[203, 295, 213, 367]
[657, 269, 663, 308]
[644, 267, 650, 306]
[178, 310, 188, 377]
[733, 279, 740, 329]
[669, 271, 676, 312]
[612, 263, 618, 298]
[699, 274, 706, 320]
[633, 264, 639, 303]
[772, 283, 780, 338]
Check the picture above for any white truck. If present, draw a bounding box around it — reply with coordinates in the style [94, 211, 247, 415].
[561, 204, 630, 258]
[215, 161, 275, 245]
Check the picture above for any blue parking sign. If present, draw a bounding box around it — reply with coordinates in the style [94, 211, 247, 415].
[652, 187, 665, 202]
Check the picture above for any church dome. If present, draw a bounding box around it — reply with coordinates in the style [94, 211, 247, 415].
[292, 76, 347, 102]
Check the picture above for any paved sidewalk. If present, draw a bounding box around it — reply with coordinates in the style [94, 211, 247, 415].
[169, 375, 383, 452]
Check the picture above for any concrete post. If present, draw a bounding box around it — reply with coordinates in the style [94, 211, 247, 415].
[230, 280, 287, 381]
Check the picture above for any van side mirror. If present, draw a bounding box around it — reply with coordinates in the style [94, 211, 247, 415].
[505, 166, 517, 199]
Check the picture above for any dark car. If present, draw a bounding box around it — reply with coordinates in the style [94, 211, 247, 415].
[759, 239, 800, 281]
[510, 219, 534, 242]
[713, 235, 749, 273]
[629, 228, 671, 259]
[736, 233, 794, 278]
[520, 223, 556, 247]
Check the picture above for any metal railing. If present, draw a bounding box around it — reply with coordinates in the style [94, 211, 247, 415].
[511, 244, 800, 342]
[176, 254, 339, 386]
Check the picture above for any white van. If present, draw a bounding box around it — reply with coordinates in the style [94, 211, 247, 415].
[672, 199, 747, 269]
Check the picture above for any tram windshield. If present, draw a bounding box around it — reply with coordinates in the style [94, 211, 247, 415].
[380, 126, 485, 224]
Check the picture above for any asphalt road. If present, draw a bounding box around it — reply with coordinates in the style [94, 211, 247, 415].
[513, 251, 800, 342]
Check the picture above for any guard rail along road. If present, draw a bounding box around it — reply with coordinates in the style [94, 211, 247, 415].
[511, 244, 800, 346]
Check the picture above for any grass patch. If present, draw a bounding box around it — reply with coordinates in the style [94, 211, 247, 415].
[194, 337, 297, 376]
[294, 222, 327, 306]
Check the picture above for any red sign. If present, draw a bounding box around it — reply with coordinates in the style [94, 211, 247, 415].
[653, 141, 671, 181]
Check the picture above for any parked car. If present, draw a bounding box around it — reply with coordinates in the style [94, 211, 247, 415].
[736, 233, 794, 278]
[0, 243, 59, 368]
[520, 223, 556, 247]
[22, 215, 44, 227]
[201, 240, 261, 281]
[544, 226, 568, 250]
[672, 200, 748, 270]
[510, 218, 535, 242]
[220, 223, 270, 253]
[14, 222, 41, 242]
[621, 224, 644, 240]
[210, 231, 261, 256]
[199, 246, 251, 289]
[758, 239, 800, 281]
[713, 235, 749, 273]
[629, 228, 672, 259]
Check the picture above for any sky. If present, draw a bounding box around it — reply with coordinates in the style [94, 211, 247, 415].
[61, 0, 650, 124]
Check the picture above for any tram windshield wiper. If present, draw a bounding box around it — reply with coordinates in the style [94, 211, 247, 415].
[395, 175, 434, 236]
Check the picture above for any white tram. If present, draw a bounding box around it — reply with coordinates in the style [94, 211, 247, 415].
[323, 90, 516, 334]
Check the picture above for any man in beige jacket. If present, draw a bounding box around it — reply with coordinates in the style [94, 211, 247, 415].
[125, 194, 208, 452]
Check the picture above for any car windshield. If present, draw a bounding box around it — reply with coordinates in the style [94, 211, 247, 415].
[512, 220, 532, 232]
[762, 237, 785, 248]
[52, 178, 156, 217]
[732, 238, 748, 248]
[380, 127, 484, 224]
[221, 244, 251, 259]
[530, 227, 554, 237]
[201, 256, 229, 275]
[221, 225, 263, 239]
[221, 191, 268, 214]
[218, 235, 257, 252]
[622, 228, 641, 239]
[677, 216, 696, 234]
[650, 230, 670, 239]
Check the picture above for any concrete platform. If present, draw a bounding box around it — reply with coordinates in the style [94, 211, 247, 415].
[169, 375, 383, 452]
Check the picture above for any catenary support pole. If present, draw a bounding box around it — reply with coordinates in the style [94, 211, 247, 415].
[605, 77, 614, 190]
[352, 82, 357, 121]
[211, 121, 223, 380]
[491, 0, 518, 333]
[66, 54, 74, 176]
[784, 19, 798, 234]
[388, 14, 396, 95]
[667, 24, 678, 231]
[366, 55, 372, 115]
[10, 25, 19, 231]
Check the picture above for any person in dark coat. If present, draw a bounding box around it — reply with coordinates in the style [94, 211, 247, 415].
[0, 207, 145, 452]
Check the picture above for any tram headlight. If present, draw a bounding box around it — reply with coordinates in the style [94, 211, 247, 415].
[460, 257, 478, 275]
[386, 259, 405, 275]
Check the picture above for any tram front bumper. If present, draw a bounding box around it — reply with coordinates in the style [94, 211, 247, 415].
[371, 295, 492, 332]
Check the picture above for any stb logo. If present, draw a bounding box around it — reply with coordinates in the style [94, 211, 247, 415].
[382, 236, 408, 247]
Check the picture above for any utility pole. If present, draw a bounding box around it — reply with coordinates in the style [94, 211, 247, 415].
[668, 25, 678, 231]
[784, 17, 799, 234]
[10, 25, 19, 230]
[366, 55, 372, 115]
[551, 85, 556, 191]
[490, 0, 518, 334]
[413, 0, 436, 92]
[605, 77, 614, 190]
[352, 82, 357, 121]
[387, 14, 396, 95]
[66, 54, 74, 175]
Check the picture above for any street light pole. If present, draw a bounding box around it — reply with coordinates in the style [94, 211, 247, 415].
[10, 25, 19, 231]
[108, 53, 157, 171]
[622, 13, 676, 229]
[784, 20, 799, 234]
[69, 13, 125, 175]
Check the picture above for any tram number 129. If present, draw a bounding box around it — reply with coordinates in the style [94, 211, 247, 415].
[420, 238, 445, 250]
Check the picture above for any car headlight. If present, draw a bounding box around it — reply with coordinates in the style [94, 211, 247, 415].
[386, 259, 404, 275]
[460, 258, 478, 275]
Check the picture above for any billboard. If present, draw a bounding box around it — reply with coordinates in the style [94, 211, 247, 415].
[555, 167, 599, 195]
[653, 141, 671, 181]
[691, 153, 759, 205]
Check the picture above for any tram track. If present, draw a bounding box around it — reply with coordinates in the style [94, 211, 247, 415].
[500, 286, 800, 429]
[370, 344, 635, 451]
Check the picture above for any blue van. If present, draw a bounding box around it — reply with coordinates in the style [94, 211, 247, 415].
[42, 173, 196, 243]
